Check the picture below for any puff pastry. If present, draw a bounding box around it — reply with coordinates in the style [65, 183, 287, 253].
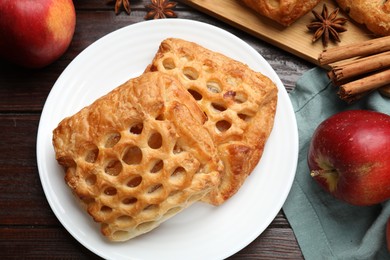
[52, 72, 223, 241]
[240, 0, 321, 26]
[335, 0, 390, 36]
[146, 38, 278, 205]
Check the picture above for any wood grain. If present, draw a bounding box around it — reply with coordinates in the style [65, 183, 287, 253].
[178, 0, 375, 66]
[0, 1, 310, 258]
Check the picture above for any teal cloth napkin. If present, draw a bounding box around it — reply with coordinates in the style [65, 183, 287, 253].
[282, 67, 390, 260]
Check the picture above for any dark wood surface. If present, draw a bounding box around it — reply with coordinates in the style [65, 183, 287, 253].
[0, 1, 314, 259]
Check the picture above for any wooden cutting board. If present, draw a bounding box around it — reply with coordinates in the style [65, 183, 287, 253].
[178, 0, 374, 67]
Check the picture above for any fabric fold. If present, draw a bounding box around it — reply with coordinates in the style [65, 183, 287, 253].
[283, 67, 390, 260]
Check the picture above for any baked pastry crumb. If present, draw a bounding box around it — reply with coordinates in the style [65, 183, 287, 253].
[336, 0, 390, 36]
[240, 0, 321, 26]
[146, 38, 278, 205]
[52, 72, 223, 241]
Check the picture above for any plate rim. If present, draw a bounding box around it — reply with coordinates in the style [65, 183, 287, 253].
[36, 18, 299, 260]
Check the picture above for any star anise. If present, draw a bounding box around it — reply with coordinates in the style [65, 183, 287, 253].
[307, 4, 348, 47]
[145, 0, 177, 20]
[106, 0, 130, 15]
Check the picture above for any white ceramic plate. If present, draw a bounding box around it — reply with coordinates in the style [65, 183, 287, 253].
[37, 19, 298, 260]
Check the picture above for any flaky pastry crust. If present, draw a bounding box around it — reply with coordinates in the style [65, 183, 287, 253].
[52, 72, 223, 241]
[240, 0, 321, 26]
[146, 38, 278, 205]
[335, 0, 390, 36]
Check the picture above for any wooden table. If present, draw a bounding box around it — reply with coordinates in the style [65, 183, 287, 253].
[0, 1, 313, 258]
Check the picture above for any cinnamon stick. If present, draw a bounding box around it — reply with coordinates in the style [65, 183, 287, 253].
[379, 85, 390, 98]
[330, 51, 390, 82]
[339, 91, 371, 104]
[338, 69, 390, 99]
[319, 36, 390, 65]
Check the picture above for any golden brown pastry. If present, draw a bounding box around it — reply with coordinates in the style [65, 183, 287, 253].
[145, 38, 278, 206]
[240, 0, 321, 26]
[335, 0, 390, 36]
[52, 72, 223, 241]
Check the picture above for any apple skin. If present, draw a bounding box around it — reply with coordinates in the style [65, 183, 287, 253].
[307, 110, 390, 206]
[0, 0, 76, 68]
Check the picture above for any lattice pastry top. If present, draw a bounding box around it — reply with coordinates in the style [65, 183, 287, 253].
[146, 38, 278, 205]
[52, 72, 223, 241]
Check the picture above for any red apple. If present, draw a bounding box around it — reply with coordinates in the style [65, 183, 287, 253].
[0, 0, 76, 68]
[387, 217, 390, 252]
[308, 110, 390, 206]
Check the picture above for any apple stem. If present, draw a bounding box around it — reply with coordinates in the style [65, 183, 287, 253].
[310, 169, 337, 177]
